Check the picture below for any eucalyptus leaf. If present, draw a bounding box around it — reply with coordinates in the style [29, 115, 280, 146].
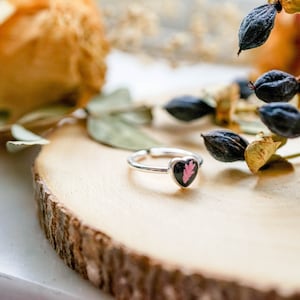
[6, 140, 49, 153]
[87, 115, 160, 151]
[0, 105, 69, 135]
[17, 104, 71, 125]
[11, 124, 48, 141]
[6, 124, 50, 153]
[87, 88, 132, 115]
[119, 105, 153, 125]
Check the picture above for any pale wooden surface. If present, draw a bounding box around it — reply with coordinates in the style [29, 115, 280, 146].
[0, 50, 255, 299]
[35, 103, 300, 298]
[0, 144, 112, 300]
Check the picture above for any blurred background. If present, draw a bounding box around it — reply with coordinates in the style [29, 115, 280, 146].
[97, 0, 262, 65]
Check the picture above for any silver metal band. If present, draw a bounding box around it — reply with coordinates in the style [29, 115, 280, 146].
[127, 147, 203, 188]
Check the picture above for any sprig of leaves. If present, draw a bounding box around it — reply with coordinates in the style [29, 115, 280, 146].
[2, 104, 72, 153]
[6, 124, 49, 153]
[1, 88, 159, 153]
[0, 104, 71, 137]
[85, 88, 160, 150]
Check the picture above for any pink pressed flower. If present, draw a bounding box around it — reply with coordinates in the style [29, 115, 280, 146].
[183, 161, 196, 184]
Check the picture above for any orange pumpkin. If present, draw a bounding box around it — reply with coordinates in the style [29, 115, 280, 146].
[0, 0, 109, 121]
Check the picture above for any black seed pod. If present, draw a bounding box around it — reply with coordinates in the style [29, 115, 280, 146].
[234, 78, 254, 100]
[164, 95, 215, 122]
[259, 103, 300, 138]
[201, 130, 249, 162]
[238, 3, 281, 55]
[251, 70, 299, 103]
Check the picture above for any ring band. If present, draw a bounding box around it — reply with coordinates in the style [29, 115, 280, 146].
[127, 147, 203, 188]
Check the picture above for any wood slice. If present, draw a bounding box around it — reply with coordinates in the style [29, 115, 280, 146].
[33, 116, 300, 300]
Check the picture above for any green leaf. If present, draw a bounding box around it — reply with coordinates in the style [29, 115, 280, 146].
[87, 88, 132, 115]
[86, 88, 156, 150]
[17, 104, 71, 125]
[0, 105, 71, 136]
[119, 105, 153, 125]
[87, 115, 161, 151]
[87, 87, 153, 126]
[6, 124, 49, 153]
[6, 140, 49, 153]
[11, 124, 47, 141]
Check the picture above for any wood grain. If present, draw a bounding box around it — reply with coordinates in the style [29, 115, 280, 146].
[33, 115, 300, 299]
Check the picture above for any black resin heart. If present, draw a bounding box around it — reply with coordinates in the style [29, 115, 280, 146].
[171, 158, 199, 188]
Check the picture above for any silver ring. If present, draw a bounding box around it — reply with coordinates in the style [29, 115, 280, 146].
[127, 147, 203, 188]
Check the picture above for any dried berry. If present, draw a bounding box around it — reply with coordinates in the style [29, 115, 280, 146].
[259, 103, 300, 138]
[201, 130, 249, 162]
[164, 95, 215, 122]
[250, 70, 300, 103]
[234, 78, 254, 100]
[238, 3, 281, 55]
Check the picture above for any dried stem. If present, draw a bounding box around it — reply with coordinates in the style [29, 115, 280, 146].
[283, 152, 300, 160]
[85, 104, 153, 118]
[235, 104, 258, 114]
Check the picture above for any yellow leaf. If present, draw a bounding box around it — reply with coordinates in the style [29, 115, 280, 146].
[271, 134, 287, 149]
[214, 83, 239, 125]
[245, 136, 282, 173]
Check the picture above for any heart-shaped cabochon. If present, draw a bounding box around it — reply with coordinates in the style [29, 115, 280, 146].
[170, 157, 199, 188]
